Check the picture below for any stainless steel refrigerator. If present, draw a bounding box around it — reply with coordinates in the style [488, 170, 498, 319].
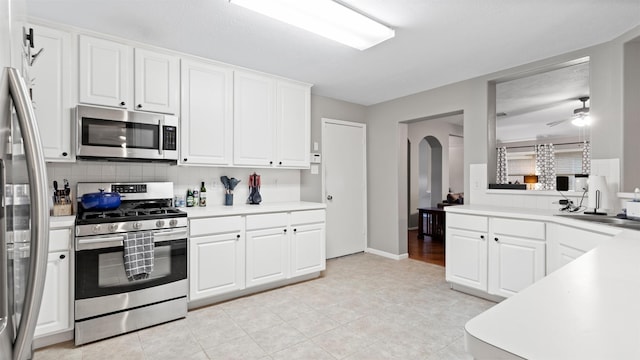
[1, 0, 51, 359]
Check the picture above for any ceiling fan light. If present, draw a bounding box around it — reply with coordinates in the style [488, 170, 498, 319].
[571, 114, 591, 127]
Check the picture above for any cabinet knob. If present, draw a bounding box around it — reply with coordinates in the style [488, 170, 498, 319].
[120, 101, 126, 106]
[137, 104, 143, 109]
[62, 152, 68, 157]
[269, 161, 273, 165]
[327, 195, 333, 200]
[293, 228, 297, 232]
[183, 158, 188, 162]
[236, 234, 240, 239]
[59, 254, 66, 260]
[279, 161, 282, 165]
[283, 229, 287, 233]
[494, 237, 499, 242]
[480, 235, 485, 239]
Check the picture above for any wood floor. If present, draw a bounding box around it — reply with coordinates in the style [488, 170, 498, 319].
[408, 229, 445, 267]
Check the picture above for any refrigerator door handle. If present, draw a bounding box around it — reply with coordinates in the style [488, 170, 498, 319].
[0, 159, 7, 326]
[7, 67, 50, 360]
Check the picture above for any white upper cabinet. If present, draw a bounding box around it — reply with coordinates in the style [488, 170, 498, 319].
[180, 59, 233, 165]
[27, 24, 73, 161]
[276, 80, 311, 168]
[134, 48, 179, 114]
[79, 35, 132, 109]
[233, 71, 312, 168]
[233, 71, 276, 167]
[79, 35, 178, 114]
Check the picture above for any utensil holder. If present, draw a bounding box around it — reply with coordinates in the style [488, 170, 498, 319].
[52, 203, 73, 216]
[225, 194, 233, 206]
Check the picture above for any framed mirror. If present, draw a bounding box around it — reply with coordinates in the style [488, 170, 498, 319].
[493, 58, 590, 191]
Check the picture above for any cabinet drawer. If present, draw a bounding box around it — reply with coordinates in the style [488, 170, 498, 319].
[49, 228, 71, 252]
[190, 216, 243, 236]
[290, 210, 325, 225]
[246, 213, 288, 230]
[492, 218, 545, 240]
[447, 213, 488, 233]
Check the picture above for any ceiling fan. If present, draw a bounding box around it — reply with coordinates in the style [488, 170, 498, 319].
[546, 97, 590, 127]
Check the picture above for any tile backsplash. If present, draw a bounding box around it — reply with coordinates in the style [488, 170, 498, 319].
[47, 161, 301, 208]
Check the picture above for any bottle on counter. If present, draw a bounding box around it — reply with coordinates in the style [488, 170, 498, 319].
[186, 189, 195, 207]
[199, 181, 207, 206]
[193, 188, 199, 206]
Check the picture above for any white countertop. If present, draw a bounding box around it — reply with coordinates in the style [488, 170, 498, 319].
[465, 229, 640, 359]
[445, 204, 622, 235]
[184, 201, 326, 218]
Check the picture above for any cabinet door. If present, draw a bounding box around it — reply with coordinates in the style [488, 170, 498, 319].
[134, 48, 179, 114]
[27, 24, 72, 161]
[275, 80, 310, 168]
[488, 235, 545, 298]
[445, 228, 487, 291]
[79, 35, 131, 108]
[35, 251, 70, 337]
[180, 59, 233, 165]
[246, 227, 289, 287]
[290, 223, 325, 277]
[546, 223, 614, 274]
[189, 232, 244, 301]
[233, 71, 275, 166]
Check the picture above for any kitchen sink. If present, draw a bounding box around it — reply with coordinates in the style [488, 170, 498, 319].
[555, 214, 640, 230]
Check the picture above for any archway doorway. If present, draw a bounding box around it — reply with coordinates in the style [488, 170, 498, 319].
[404, 112, 464, 266]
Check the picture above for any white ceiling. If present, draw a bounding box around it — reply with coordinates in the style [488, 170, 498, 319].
[25, 0, 640, 106]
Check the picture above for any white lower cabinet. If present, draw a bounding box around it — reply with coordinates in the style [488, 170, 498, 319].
[446, 213, 545, 298]
[488, 218, 545, 298]
[245, 213, 289, 288]
[35, 228, 72, 338]
[188, 209, 326, 303]
[446, 227, 488, 291]
[546, 222, 618, 274]
[290, 210, 326, 277]
[189, 216, 244, 301]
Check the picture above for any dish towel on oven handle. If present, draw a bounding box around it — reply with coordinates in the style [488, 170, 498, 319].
[123, 231, 154, 281]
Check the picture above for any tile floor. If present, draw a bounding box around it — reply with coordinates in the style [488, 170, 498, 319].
[34, 253, 495, 360]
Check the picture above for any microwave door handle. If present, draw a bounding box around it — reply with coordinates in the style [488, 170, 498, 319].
[158, 118, 164, 156]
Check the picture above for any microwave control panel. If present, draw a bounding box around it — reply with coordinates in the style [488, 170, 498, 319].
[163, 126, 177, 151]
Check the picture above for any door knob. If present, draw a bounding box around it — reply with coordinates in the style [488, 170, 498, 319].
[327, 195, 333, 200]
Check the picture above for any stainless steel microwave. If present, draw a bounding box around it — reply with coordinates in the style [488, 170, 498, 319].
[76, 105, 178, 163]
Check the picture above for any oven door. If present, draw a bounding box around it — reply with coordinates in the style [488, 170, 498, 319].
[76, 105, 178, 161]
[75, 228, 187, 300]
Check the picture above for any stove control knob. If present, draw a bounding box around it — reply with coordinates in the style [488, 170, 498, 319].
[169, 219, 178, 227]
[133, 222, 143, 230]
[109, 224, 118, 232]
[92, 224, 102, 233]
[156, 220, 165, 228]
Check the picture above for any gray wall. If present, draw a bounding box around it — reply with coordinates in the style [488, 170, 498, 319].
[366, 24, 640, 256]
[623, 38, 640, 191]
[300, 94, 367, 202]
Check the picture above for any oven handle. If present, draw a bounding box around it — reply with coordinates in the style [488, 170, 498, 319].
[76, 228, 188, 251]
[76, 235, 126, 251]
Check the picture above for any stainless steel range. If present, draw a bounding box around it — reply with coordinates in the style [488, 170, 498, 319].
[74, 182, 187, 345]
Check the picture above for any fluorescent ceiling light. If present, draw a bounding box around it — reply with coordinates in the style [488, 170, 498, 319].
[229, 0, 395, 50]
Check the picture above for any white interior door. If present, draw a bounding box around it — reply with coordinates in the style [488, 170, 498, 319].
[322, 119, 367, 259]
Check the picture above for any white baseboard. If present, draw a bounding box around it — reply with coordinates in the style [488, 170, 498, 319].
[366, 247, 409, 260]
